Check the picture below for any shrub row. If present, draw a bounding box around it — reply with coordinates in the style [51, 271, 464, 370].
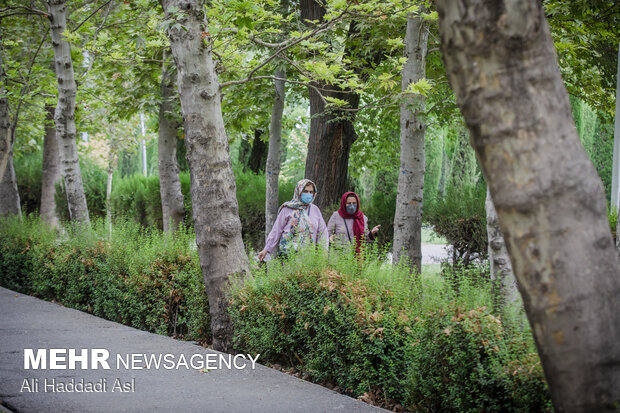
[1, 218, 551, 411]
[15, 154, 298, 248]
[0, 217, 210, 342]
[229, 248, 552, 412]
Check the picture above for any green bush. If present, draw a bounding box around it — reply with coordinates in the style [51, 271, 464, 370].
[229, 248, 551, 410]
[0, 216, 210, 342]
[408, 303, 552, 412]
[230, 247, 415, 403]
[14, 153, 43, 216]
[424, 183, 487, 266]
[0, 216, 56, 293]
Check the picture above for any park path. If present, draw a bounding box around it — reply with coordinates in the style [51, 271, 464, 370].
[0, 287, 386, 413]
[421, 243, 449, 265]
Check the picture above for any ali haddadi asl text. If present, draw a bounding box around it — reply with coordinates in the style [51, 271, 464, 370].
[20, 377, 134, 393]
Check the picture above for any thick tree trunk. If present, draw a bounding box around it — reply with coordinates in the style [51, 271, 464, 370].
[158, 61, 185, 233]
[161, 0, 249, 352]
[485, 186, 519, 313]
[436, 1, 620, 411]
[40, 104, 61, 227]
[265, 68, 285, 240]
[47, 0, 89, 224]
[0, 96, 20, 218]
[301, 0, 360, 210]
[393, 15, 428, 273]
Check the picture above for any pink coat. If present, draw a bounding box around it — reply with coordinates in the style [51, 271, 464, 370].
[264, 204, 327, 253]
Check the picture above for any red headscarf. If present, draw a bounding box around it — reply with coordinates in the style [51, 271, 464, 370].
[338, 191, 365, 253]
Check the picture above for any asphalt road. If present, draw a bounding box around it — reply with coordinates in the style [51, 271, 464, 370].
[0, 287, 387, 413]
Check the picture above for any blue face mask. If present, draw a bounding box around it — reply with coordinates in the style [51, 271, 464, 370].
[301, 193, 314, 204]
[346, 204, 357, 214]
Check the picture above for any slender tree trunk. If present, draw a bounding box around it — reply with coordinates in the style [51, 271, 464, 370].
[247, 129, 267, 174]
[436, 1, 620, 411]
[106, 154, 115, 240]
[300, 0, 360, 210]
[158, 61, 185, 233]
[0, 46, 21, 218]
[393, 15, 428, 273]
[438, 133, 448, 199]
[265, 68, 285, 240]
[47, 0, 89, 224]
[161, 0, 249, 352]
[610, 43, 619, 209]
[40, 104, 61, 227]
[0, 95, 20, 218]
[485, 186, 519, 313]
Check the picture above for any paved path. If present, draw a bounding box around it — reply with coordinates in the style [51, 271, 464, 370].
[0, 287, 386, 413]
[421, 243, 449, 265]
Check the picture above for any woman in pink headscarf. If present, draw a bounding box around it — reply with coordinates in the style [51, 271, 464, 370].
[258, 179, 327, 261]
[326, 191, 380, 254]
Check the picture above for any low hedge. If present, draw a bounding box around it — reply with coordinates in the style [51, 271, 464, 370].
[0, 216, 210, 342]
[229, 248, 552, 411]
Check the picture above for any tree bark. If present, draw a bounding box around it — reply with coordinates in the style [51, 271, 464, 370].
[0, 92, 20, 219]
[106, 144, 116, 239]
[40, 104, 61, 227]
[0, 43, 21, 218]
[247, 129, 267, 174]
[610, 42, 619, 209]
[436, 1, 620, 411]
[265, 68, 285, 240]
[47, 0, 89, 224]
[300, 0, 360, 210]
[161, 0, 249, 352]
[485, 186, 519, 313]
[158, 61, 185, 233]
[437, 134, 448, 199]
[393, 15, 428, 273]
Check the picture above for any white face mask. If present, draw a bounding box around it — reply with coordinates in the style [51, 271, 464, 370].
[346, 204, 357, 214]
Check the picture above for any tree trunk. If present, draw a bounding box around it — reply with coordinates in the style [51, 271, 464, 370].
[485, 186, 519, 313]
[437, 134, 448, 199]
[106, 156, 114, 239]
[0, 46, 21, 218]
[247, 129, 267, 174]
[300, 0, 360, 210]
[0, 95, 20, 218]
[393, 15, 428, 273]
[47, 0, 89, 224]
[610, 42, 619, 209]
[436, 1, 620, 411]
[265, 68, 285, 240]
[40, 104, 61, 227]
[158, 61, 185, 233]
[161, 0, 249, 352]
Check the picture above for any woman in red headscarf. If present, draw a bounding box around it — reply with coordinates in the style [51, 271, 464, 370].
[326, 191, 380, 254]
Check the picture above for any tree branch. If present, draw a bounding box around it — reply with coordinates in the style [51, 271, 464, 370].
[71, 0, 113, 33]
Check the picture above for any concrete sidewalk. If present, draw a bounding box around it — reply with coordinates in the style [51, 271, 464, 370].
[0, 287, 386, 413]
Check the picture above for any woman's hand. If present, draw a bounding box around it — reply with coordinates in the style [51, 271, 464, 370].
[258, 249, 269, 262]
[371, 225, 381, 235]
